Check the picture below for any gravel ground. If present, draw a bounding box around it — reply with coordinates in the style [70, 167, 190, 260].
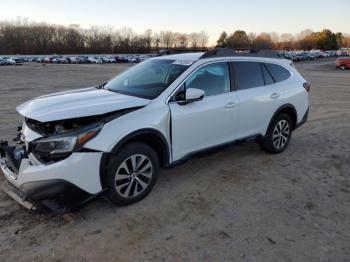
[0, 59, 349, 262]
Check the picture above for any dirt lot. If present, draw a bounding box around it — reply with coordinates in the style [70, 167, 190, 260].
[0, 59, 349, 262]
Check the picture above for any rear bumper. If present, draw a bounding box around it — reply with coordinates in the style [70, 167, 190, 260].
[295, 107, 309, 129]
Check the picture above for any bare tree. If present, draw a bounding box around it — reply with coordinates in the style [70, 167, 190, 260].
[296, 29, 313, 41]
[178, 33, 189, 49]
[254, 32, 272, 49]
[248, 32, 256, 49]
[198, 31, 209, 49]
[279, 33, 295, 49]
[114, 27, 137, 53]
[343, 34, 350, 47]
[143, 29, 153, 52]
[269, 32, 280, 43]
[160, 31, 174, 49]
[153, 32, 161, 50]
[189, 32, 201, 49]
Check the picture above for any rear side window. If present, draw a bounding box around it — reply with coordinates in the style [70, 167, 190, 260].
[233, 62, 264, 90]
[264, 63, 291, 82]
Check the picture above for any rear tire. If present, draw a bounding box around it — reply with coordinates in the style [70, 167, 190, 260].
[260, 113, 292, 154]
[340, 65, 347, 70]
[106, 142, 159, 206]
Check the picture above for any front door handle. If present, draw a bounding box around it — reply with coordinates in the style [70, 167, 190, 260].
[224, 102, 237, 109]
[270, 92, 280, 99]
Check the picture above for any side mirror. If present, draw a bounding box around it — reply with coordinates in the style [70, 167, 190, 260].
[178, 88, 204, 105]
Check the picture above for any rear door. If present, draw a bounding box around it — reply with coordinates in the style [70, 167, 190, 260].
[231, 61, 283, 138]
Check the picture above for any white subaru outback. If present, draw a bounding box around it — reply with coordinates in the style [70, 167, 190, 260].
[0, 49, 310, 213]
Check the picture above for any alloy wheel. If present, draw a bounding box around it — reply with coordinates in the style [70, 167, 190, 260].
[272, 119, 290, 149]
[114, 154, 153, 198]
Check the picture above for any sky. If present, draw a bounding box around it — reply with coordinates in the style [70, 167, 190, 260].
[1, 0, 350, 44]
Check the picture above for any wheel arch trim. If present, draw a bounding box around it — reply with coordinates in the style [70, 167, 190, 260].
[111, 128, 170, 155]
[265, 104, 298, 135]
[99, 128, 171, 188]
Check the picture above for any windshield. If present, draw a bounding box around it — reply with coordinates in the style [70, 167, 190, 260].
[104, 59, 190, 99]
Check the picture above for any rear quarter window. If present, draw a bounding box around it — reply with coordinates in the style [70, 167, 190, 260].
[265, 63, 291, 82]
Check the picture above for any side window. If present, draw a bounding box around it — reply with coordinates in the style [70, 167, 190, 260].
[185, 62, 230, 96]
[233, 62, 264, 90]
[261, 64, 274, 85]
[264, 63, 291, 82]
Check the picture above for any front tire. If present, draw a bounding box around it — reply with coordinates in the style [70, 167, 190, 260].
[106, 142, 159, 206]
[340, 65, 347, 70]
[260, 113, 292, 154]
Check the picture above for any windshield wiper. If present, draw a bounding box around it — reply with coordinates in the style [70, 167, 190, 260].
[96, 82, 107, 89]
[105, 89, 152, 99]
[106, 89, 127, 95]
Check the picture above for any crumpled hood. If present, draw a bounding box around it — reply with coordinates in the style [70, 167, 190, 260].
[17, 87, 150, 122]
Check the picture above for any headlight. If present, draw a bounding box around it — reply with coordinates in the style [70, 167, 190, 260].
[32, 124, 102, 155]
[34, 136, 77, 154]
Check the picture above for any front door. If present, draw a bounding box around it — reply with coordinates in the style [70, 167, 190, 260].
[169, 62, 239, 161]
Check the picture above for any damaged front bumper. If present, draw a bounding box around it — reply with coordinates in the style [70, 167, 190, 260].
[0, 141, 26, 180]
[0, 140, 104, 214]
[2, 181, 36, 210]
[0, 141, 36, 211]
[1, 178, 103, 214]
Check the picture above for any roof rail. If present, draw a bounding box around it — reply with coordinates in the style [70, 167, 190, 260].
[199, 48, 281, 59]
[156, 48, 208, 57]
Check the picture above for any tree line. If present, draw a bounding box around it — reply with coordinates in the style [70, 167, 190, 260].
[0, 19, 209, 54]
[216, 29, 350, 51]
[0, 18, 349, 55]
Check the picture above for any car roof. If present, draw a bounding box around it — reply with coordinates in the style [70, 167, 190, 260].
[153, 52, 293, 68]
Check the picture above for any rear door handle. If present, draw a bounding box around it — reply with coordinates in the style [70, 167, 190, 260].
[270, 92, 280, 99]
[224, 102, 237, 109]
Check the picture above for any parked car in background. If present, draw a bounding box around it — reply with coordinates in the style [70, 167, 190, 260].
[88, 56, 103, 64]
[59, 57, 69, 64]
[5, 58, 16, 65]
[101, 56, 116, 63]
[335, 57, 350, 70]
[52, 58, 61, 64]
[302, 53, 315, 60]
[320, 52, 330, 58]
[115, 56, 129, 63]
[0, 57, 23, 65]
[295, 53, 310, 61]
[0, 54, 154, 65]
[11, 58, 24, 65]
[43, 57, 52, 63]
[283, 53, 296, 61]
[0, 58, 11, 65]
[66, 57, 76, 64]
[14, 58, 24, 65]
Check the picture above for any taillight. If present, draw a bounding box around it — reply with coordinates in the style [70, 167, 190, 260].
[303, 81, 311, 92]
